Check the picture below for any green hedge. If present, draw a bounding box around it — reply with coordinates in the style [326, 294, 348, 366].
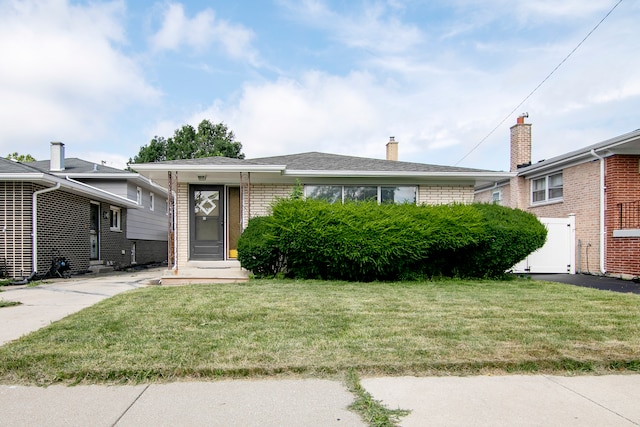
[441, 203, 548, 278]
[237, 200, 547, 280]
[236, 216, 284, 278]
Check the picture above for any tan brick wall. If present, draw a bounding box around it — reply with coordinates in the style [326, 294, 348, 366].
[475, 162, 600, 272]
[247, 184, 294, 221]
[474, 189, 492, 204]
[418, 185, 474, 205]
[475, 184, 511, 206]
[176, 183, 189, 268]
[605, 155, 640, 276]
[526, 161, 600, 274]
[510, 123, 532, 171]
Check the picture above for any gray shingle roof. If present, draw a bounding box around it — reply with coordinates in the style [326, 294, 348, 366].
[249, 152, 492, 173]
[134, 152, 495, 173]
[27, 158, 130, 174]
[0, 157, 44, 174]
[139, 156, 249, 167]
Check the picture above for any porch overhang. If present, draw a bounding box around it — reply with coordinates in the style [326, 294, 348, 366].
[133, 164, 287, 187]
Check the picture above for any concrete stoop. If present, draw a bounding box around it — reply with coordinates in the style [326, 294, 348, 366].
[160, 260, 249, 285]
[87, 261, 114, 275]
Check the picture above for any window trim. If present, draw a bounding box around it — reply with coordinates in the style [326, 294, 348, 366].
[136, 187, 142, 206]
[304, 185, 417, 205]
[531, 172, 563, 205]
[110, 206, 122, 231]
[150, 192, 155, 211]
[491, 190, 502, 205]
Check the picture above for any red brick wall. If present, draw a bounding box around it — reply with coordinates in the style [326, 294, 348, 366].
[605, 155, 640, 276]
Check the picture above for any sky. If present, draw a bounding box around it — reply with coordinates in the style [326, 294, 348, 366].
[0, 0, 638, 172]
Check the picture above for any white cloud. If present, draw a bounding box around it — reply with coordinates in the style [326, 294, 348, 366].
[149, 2, 258, 64]
[280, 0, 424, 55]
[148, 0, 640, 173]
[0, 0, 159, 158]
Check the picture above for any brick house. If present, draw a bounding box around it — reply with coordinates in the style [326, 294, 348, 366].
[0, 143, 168, 279]
[475, 116, 640, 278]
[134, 140, 510, 284]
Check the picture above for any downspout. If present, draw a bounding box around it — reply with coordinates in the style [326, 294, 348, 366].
[32, 183, 61, 275]
[590, 149, 606, 274]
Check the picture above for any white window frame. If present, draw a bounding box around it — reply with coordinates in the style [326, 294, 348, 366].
[110, 206, 122, 231]
[531, 172, 563, 204]
[491, 190, 502, 205]
[304, 185, 417, 205]
[150, 192, 155, 211]
[136, 187, 142, 206]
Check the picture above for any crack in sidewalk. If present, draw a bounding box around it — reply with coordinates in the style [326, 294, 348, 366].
[545, 376, 639, 426]
[112, 384, 150, 427]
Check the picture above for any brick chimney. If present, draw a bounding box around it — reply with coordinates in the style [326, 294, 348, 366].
[50, 141, 65, 171]
[386, 137, 398, 161]
[510, 114, 531, 172]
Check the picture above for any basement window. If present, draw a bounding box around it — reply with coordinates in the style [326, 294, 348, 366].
[532, 172, 563, 204]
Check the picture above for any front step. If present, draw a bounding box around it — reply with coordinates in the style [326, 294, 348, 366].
[87, 260, 114, 275]
[160, 260, 249, 285]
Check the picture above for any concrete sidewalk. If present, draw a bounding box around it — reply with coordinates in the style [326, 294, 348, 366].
[0, 375, 638, 426]
[0, 379, 363, 427]
[363, 374, 640, 427]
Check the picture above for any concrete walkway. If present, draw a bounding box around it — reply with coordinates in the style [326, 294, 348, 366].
[0, 375, 638, 426]
[362, 375, 640, 427]
[1, 271, 639, 426]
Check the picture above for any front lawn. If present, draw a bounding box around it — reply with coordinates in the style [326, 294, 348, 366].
[0, 279, 638, 385]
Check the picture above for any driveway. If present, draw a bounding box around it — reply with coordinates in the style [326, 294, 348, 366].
[530, 273, 640, 294]
[0, 268, 163, 346]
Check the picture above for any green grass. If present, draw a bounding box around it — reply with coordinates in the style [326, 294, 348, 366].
[347, 369, 411, 426]
[0, 278, 638, 387]
[0, 299, 20, 308]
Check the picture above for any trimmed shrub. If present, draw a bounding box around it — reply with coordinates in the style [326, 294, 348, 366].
[450, 204, 547, 278]
[236, 216, 284, 278]
[237, 200, 548, 281]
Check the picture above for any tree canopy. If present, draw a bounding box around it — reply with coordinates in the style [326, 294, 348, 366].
[131, 120, 245, 164]
[6, 152, 36, 162]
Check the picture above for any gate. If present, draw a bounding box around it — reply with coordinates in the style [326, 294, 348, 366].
[512, 216, 576, 274]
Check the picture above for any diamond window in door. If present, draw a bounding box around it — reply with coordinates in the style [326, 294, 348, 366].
[194, 190, 220, 240]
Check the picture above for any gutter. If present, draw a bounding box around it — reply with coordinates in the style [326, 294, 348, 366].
[64, 176, 139, 208]
[590, 149, 606, 274]
[283, 170, 514, 179]
[32, 183, 61, 275]
[133, 164, 287, 173]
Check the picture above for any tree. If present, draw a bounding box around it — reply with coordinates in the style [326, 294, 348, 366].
[6, 152, 36, 162]
[131, 120, 244, 164]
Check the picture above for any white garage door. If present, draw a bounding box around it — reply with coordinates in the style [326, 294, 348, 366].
[512, 216, 576, 274]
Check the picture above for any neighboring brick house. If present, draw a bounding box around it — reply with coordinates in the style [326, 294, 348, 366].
[0, 142, 168, 280]
[476, 116, 640, 278]
[134, 140, 510, 284]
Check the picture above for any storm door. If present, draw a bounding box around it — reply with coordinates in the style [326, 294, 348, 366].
[190, 185, 225, 260]
[89, 202, 100, 260]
